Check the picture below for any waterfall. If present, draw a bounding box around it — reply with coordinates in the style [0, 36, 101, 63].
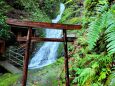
[28, 3, 65, 69]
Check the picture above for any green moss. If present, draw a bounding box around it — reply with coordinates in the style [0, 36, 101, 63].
[0, 73, 20, 86]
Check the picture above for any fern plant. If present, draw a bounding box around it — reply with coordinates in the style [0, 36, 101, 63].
[69, 1, 114, 86]
[72, 53, 112, 86]
[87, 4, 115, 55]
[70, 35, 112, 85]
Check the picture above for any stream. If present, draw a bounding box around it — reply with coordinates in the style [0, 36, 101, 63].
[28, 3, 65, 69]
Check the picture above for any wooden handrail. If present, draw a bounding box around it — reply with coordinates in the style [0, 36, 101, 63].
[6, 19, 82, 30]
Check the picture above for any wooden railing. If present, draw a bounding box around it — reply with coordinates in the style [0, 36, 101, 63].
[8, 45, 25, 67]
[6, 18, 82, 86]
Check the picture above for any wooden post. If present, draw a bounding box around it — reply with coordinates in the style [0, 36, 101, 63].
[22, 27, 32, 86]
[63, 29, 70, 86]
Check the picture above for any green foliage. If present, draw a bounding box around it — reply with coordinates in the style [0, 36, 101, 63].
[68, 1, 115, 86]
[19, 0, 50, 22]
[0, 29, 12, 41]
[0, 1, 15, 43]
[0, 0, 11, 28]
[0, 15, 8, 29]
[60, 7, 75, 23]
[0, 18, 15, 43]
[83, 0, 109, 28]
[60, 0, 82, 24]
[0, 73, 20, 86]
[105, 71, 115, 86]
[0, 0, 12, 14]
[87, 17, 104, 50]
[19, 0, 63, 21]
[73, 68, 95, 85]
[63, 0, 115, 86]
[87, 5, 115, 55]
[0, 15, 16, 44]
[71, 52, 112, 86]
[69, 34, 112, 85]
[37, 0, 61, 18]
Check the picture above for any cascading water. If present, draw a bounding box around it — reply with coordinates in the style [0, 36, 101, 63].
[28, 3, 65, 69]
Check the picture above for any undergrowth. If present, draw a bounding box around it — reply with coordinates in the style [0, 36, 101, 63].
[61, 0, 115, 86]
[0, 73, 20, 86]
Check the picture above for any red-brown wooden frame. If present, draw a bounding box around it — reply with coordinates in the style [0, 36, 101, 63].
[6, 19, 82, 86]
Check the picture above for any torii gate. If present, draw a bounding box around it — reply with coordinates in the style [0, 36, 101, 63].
[6, 19, 81, 86]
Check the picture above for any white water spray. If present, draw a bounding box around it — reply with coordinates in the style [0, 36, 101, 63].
[28, 3, 65, 69]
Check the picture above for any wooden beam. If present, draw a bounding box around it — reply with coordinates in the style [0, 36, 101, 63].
[63, 30, 70, 86]
[22, 27, 32, 86]
[17, 37, 76, 42]
[6, 19, 82, 30]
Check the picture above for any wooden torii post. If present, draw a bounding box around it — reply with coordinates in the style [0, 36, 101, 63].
[6, 19, 82, 86]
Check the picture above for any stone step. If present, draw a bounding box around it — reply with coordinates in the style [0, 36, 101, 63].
[0, 61, 22, 74]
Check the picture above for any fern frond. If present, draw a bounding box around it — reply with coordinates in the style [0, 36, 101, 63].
[87, 5, 115, 55]
[96, 3, 109, 14]
[87, 11, 108, 50]
[76, 68, 96, 85]
[87, 18, 102, 50]
[106, 24, 115, 32]
[105, 11, 115, 55]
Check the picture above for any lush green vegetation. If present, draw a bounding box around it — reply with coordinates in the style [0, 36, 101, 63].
[66, 0, 115, 86]
[0, 0, 13, 42]
[0, 73, 20, 86]
[0, 0, 115, 86]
